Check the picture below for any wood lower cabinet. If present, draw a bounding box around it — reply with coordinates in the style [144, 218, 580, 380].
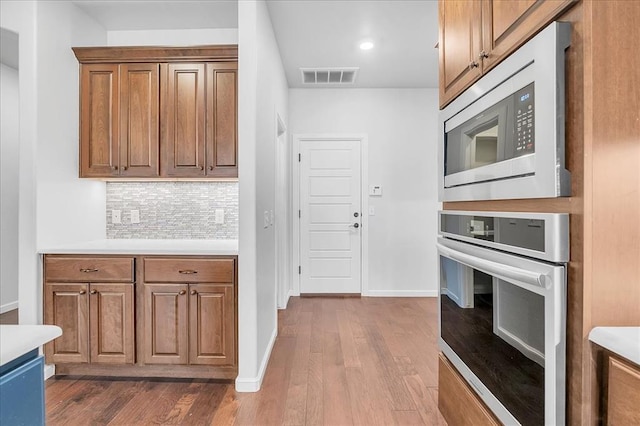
[438, 0, 574, 107]
[606, 356, 640, 425]
[44, 256, 136, 365]
[73, 46, 238, 179]
[142, 257, 237, 367]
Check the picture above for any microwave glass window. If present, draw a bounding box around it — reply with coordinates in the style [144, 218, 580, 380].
[445, 83, 535, 177]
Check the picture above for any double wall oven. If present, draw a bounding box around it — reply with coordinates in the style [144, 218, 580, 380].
[436, 22, 573, 426]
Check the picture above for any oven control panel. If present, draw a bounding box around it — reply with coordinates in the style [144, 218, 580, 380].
[514, 83, 535, 155]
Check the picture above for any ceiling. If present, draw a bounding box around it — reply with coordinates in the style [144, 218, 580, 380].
[70, 0, 439, 88]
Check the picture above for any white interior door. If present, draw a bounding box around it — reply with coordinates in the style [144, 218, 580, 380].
[299, 139, 361, 294]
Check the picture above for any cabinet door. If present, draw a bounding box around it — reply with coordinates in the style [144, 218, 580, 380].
[119, 64, 159, 177]
[79, 64, 119, 177]
[481, 0, 574, 72]
[206, 63, 238, 178]
[188, 284, 235, 366]
[608, 356, 640, 425]
[161, 63, 206, 177]
[44, 284, 89, 363]
[438, 0, 483, 107]
[89, 283, 135, 364]
[143, 283, 189, 364]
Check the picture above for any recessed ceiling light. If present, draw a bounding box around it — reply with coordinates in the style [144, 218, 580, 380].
[359, 41, 374, 51]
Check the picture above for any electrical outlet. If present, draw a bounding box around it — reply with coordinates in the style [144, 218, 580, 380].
[111, 210, 121, 224]
[214, 209, 224, 224]
[130, 210, 140, 224]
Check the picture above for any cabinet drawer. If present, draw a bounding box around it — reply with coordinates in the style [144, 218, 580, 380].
[45, 256, 134, 282]
[143, 258, 235, 283]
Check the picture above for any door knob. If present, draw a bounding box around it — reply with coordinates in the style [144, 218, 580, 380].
[349, 223, 360, 229]
[354, 212, 359, 217]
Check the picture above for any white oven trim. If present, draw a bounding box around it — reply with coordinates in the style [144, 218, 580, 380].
[438, 22, 571, 201]
[437, 237, 566, 425]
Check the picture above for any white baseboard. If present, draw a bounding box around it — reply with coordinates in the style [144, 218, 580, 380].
[364, 289, 439, 297]
[235, 326, 278, 392]
[277, 289, 294, 310]
[0, 301, 18, 314]
[44, 364, 55, 380]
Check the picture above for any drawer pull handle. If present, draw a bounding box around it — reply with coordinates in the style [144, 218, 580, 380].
[190, 290, 197, 295]
[79, 290, 87, 295]
[178, 270, 198, 275]
[179, 290, 187, 295]
[80, 268, 99, 273]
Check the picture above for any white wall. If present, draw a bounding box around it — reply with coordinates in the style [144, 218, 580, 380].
[236, 0, 288, 392]
[107, 28, 238, 46]
[289, 88, 440, 296]
[0, 63, 20, 313]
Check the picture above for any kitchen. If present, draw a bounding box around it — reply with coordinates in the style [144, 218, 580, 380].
[1, 0, 639, 425]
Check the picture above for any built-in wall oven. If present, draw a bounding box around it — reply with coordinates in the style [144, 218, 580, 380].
[438, 211, 568, 425]
[439, 22, 571, 202]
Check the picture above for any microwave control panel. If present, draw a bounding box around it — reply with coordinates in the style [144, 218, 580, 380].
[514, 83, 535, 155]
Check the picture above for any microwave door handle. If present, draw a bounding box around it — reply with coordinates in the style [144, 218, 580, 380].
[437, 242, 546, 289]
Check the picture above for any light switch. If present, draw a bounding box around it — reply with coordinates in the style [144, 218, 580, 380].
[270, 210, 274, 226]
[111, 210, 121, 224]
[263, 211, 269, 229]
[130, 210, 140, 224]
[215, 209, 224, 224]
[369, 185, 383, 196]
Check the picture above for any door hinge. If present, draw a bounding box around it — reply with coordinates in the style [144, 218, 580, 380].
[298, 209, 301, 218]
[298, 153, 301, 162]
[298, 266, 301, 274]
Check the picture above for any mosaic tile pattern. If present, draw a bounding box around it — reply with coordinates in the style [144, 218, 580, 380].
[106, 182, 238, 239]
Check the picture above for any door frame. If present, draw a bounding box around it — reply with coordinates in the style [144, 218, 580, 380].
[292, 134, 369, 296]
[275, 113, 290, 309]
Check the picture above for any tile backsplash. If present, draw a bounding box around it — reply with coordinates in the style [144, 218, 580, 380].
[106, 182, 238, 239]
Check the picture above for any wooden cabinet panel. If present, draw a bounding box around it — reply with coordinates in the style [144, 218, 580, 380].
[438, 353, 500, 426]
[44, 256, 134, 282]
[206, 63, 238, 177]
[89, 283, 135, 364]
[119, 63, 159, 177]
[80, 64, 119, 177]
[189, 284, 235, 365]
[607, 356, 640, 425]
[481, 0, 575, 72]
[161, 63, 206, 177]
[143, 258, 235, 283]
[143, 283, 189, 364]
[438, 0, 483, 107]
[44, 284, 89, 364]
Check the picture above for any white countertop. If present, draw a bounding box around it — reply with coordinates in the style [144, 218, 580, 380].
[0, 325, 62, 366]
[589, 327, 640, 366]
[39, 239, 238, 256]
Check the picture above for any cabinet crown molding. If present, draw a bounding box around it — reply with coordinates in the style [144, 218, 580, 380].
[72, 45, 238, 64]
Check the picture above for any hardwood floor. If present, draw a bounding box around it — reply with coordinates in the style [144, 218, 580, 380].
[46, 297, 445, 425]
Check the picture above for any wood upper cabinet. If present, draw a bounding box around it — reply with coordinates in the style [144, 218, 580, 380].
[142, 257, 237, 367]
[74, 46, 238, 179]
[161, 63, 206, 177]
[438, 0, 574, 107]
[119, 64, 160, 177]
[206, 63, 238, 178]
[43, 255, 135, 365]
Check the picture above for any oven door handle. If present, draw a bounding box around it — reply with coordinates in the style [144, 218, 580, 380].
[437, 242, 547, 288]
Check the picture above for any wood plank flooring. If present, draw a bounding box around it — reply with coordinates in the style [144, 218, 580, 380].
[45, 297, 445, 425]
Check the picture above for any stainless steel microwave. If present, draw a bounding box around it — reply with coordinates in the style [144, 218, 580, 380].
[438, 22, 571, 202]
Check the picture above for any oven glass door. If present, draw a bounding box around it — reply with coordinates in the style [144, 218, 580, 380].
[437, 238, 565, 426]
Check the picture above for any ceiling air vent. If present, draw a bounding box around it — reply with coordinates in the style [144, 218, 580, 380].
[300, 68, 359, 85]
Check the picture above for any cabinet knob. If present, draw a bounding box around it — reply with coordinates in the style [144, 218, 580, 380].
[179, 290, 187, 296]
[469, 61, 480, 70]
[79, 290, 87, 295]
[209, 166, 214, 171]
[199, 165, 204, 171]
[190, 290, 197, 295]
[112, 165, 118, 171]
[90, 290, 97, 295]
[122, 166, 128, 171]
[479, 50, 489, 60]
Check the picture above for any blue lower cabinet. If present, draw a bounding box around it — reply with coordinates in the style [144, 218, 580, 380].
[0, 349, 45, 426]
